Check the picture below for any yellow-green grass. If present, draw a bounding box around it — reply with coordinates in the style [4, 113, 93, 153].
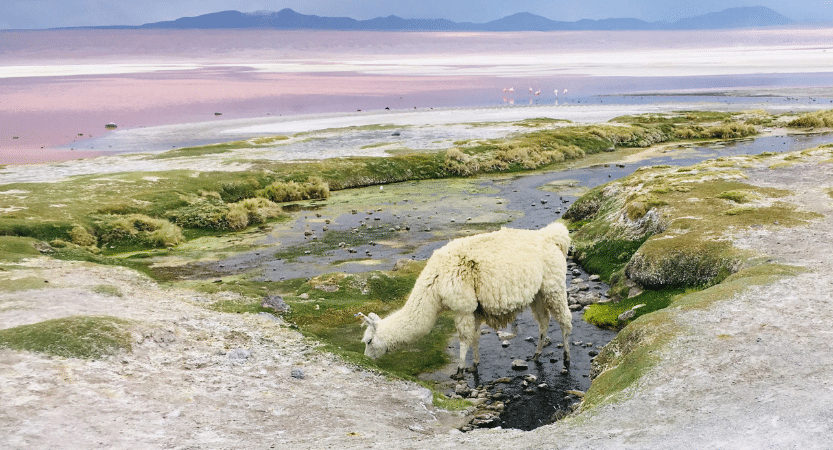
[0, 236, 43, 263]
[786, 109, 833, 128]
[0, 315, 133, 359]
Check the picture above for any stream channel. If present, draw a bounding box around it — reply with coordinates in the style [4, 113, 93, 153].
[206, 131, 833, 431]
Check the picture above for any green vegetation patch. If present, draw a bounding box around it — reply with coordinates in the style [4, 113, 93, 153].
[0, 276, 51, 293]
[573, 237, 648, 283]
[786, 109, 833, 128]
[0, 316, 133, 359]
[0, 236, 42, 262]
[610, 111, 737, 125]
[583, 288, 685, 329]
[273, 263, 455, 378]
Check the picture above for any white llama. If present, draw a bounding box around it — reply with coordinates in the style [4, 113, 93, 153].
[358, 221, 572, 379]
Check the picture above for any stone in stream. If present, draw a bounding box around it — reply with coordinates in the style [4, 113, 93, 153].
[511, 359, 528, 370]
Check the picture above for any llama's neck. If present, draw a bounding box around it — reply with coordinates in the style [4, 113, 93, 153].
[377, 280, 443, 350]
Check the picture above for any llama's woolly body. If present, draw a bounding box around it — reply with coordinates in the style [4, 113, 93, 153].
[361, 222, 571, 374]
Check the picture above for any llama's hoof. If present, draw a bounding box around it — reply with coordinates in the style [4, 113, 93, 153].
[465, 366, 478, 373]
[532, 352, 541, 362]
[450, 369, 466, 380]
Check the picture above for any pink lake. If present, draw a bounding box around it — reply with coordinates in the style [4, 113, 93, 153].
[3, 28, 833, 164]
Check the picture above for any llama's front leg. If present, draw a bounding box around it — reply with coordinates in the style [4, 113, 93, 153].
[533, 326, 547, 362]
[470, 335, 480, 372]
[561, 322, 571, 369]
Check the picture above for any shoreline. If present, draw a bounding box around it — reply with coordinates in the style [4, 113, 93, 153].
[3, 96, 830, 168]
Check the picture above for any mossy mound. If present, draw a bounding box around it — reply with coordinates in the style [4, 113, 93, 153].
[566, 150, 823, 327]
[0, 316, 133, 359]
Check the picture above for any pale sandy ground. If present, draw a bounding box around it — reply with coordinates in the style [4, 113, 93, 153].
[1, 140, 833, 449]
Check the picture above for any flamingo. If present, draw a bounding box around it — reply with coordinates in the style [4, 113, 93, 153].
[508, 87, 514, 92]
[529, 87, 534, 93]
[534, 89, 541, 96]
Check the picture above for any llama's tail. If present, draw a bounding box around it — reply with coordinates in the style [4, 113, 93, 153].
[541, 221, 570, 255]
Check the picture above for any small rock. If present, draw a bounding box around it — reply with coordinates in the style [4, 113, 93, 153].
[588, 274, 601, 282]
[502, 340, 510, 347]
[524, 336, 534, 343]
[261, 294, 290, 313]
[511, 359, 528, 370]
[524, 374, 538, 383]
[228, 348, 251, 363]
[618, 309, 636, 321]
[299, 293, 310, 300]
[163, 409, 182, 419]
[291, 368, 306, 379]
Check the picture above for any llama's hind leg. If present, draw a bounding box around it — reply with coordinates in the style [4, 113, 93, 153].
[451, 313, 477, 380]
[548, 290, 573, 369]
[530, 294, 551, 362]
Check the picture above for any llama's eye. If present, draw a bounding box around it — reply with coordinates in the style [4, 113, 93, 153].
[366, 338, 373, 345]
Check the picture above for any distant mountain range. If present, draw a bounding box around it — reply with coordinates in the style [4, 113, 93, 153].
[86, 7, 792, 32]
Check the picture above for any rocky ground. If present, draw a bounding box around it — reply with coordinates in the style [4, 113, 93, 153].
[2, 151, 833, 449]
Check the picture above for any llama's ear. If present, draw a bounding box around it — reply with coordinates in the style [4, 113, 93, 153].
[355, 312, 379, 330]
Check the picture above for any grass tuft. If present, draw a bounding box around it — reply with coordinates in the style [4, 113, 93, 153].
[0, 316, 133, 359]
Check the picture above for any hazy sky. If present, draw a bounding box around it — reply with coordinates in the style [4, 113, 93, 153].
[0, 0, 828, 30]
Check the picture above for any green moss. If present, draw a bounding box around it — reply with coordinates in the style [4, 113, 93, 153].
[0, 316, 133, 359]
[91, 284, 123, 297]
[360, 142, 394, 149]
[277, 266, 454, 379]
[0, 276, 50, 292]
[716, 190, 757, 203]
[583, 288, 685, 329]
[574, 237, 648, 283]
[0, 236, 43, 262]
[611, 111, 737, 125]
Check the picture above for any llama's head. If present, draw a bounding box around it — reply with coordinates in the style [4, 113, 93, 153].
[356, 312, 387, 359]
